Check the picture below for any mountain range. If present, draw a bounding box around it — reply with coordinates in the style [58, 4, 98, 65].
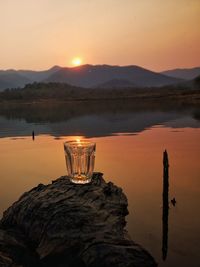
[161, 67, 200, 80]
[0, 64, 199, 91]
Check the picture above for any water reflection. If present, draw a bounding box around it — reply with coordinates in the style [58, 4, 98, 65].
[0, 100, 200, 138]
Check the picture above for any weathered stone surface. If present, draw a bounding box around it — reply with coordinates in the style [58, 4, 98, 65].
[0, 173, 157, 267]
[0, 228, 38, 267]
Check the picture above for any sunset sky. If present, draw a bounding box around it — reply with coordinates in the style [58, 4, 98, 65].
[0, 0, 200, 71]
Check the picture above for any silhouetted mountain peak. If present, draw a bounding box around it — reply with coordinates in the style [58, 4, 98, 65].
[49, 65, 62, 71]
[0, 64, 188, 91]
[45, 64, 181, 88]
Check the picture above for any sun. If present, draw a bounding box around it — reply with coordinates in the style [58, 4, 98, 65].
[72, 57, 82, 67]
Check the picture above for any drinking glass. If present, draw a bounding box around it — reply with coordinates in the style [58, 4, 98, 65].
[64, 140, 96, 184]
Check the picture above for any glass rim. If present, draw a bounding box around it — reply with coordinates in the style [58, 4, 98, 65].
[64, 140, 96, 148]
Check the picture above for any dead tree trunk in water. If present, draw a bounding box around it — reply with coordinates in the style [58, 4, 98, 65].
[162, 150, 169, 261]
[32, 130, 35, 141]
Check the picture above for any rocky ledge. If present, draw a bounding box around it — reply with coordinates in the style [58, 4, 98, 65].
[0, 173, 157, 267]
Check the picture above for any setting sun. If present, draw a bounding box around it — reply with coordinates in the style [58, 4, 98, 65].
[72, 57, 82, 67]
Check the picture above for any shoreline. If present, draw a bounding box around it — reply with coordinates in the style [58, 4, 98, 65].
[0, 90, 200, 105]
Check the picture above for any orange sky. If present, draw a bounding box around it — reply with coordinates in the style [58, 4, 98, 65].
[0, 0, 200, 71]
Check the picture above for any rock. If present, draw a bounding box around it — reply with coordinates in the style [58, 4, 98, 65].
[0, 173, 157, 267]
[0, 228, 38, 267]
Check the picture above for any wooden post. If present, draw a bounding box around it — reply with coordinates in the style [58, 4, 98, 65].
[162, 150, 169, 261]
[32, 130, 35, 141]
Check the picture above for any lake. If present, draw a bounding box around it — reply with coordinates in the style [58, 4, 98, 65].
[0, 100, 200, 267]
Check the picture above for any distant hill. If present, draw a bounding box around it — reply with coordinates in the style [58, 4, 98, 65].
[0, 72, 31, 91]
[0, 66, 61, 91]
[0, 64, 183, 90]
[17, 65, 61, 82]
[161, 67, 200, 80]
[97, 78, 136, 88]
[45, 64, 181, 88]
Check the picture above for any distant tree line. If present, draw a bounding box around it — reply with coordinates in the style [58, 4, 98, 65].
[0, 79, 199, 103]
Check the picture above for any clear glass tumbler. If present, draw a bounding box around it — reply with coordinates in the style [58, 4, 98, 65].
[64, 140, 96, 184]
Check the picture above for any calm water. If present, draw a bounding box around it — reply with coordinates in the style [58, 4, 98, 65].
[0, 101, 200, 266]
